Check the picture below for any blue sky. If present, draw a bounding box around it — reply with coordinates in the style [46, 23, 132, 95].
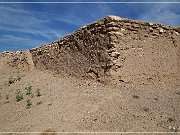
[0, 0, 180, 52]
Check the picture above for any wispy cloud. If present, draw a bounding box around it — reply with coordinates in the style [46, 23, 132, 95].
[138, 3, 180, 26]
[0, 3, 179, 51]
[0, 5, 65, 39]
[0, 3, 115, 51]
[0, 4, 71, 51]
[0, 34, 46, 46]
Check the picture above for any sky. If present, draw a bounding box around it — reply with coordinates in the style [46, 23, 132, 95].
[0, 0, 180, 52]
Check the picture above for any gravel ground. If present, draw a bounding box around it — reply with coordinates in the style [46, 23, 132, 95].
[0, 69, 179, 134]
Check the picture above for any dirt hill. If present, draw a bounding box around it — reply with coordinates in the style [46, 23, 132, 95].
[0, 15, 180, 134]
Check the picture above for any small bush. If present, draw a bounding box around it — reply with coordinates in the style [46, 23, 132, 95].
[5, 77, 16, 86]
[0, 92, 2, 99]
[25, 86, 33, 98]
[8, 77, 16, 84]
[16, 90, 23, 102]
[16, 76, 21, 81]
[26, 99, 32, 109]
[36, 89, 42, 97]
[5, 76, 21, 86]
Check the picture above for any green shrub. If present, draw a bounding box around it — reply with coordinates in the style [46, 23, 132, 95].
[6, 77, 16, 86]
[16, 76, 21, 81]
[36, 89, 42, 97]
[26, 99, 32, 109]
[9, 77, 16, 84]
[16, 90, 23, 102]
[25, 86, 33, 98]
[5, 76, 21, 86]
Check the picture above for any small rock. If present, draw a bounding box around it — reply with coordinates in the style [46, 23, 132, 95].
[149, 27, 154, 32]
[107, 49, 116, 53]
[169, 125, 179, 132]
[152, 25, 158, 29]
[109, 31, 124, 36]
[106, 22, 118, 27]
[107, 27, 119, 31]
[111, 52, 120, 58]
[152, 33, 159, 37]
[121, 28, 125, 31]
[159, 28, 165, 33]
[176, 27, 180, 33]
[149, 23, 154, 26]
[108, 15, 124, 21]
[174, 31, 180, 36]
[107, 42, 116, 48]
[133, 24, 140, 28]
[125, 23, 131, 26]
[161, 25, 169, 30]
[99, 34, 105, 38]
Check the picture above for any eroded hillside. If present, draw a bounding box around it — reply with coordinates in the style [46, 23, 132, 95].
[1, 15, 180, 84]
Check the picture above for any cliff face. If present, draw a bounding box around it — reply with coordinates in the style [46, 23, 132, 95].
[1, 15, 180, 84]
[30, 18, 112, 80]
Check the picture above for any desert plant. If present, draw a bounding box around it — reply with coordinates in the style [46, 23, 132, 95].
[0, 92, 2, 99]
[16, 76, 21, 81]
[16, 90, 23, 102]
[5, 77, 16, 86]
[26, 99, 32, 109]
[8, 77, 16, 84]
[36, 89, 42, 97]
[25, 85, 34, 98]
[5, 76, 21, 86]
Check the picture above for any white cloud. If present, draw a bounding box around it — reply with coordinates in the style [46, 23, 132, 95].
[0, 34, 48, 51]
[139, 3, 180, 26]
[0, 4, 68, 42]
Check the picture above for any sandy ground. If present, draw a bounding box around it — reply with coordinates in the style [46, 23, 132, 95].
[0, 68, 179, 135]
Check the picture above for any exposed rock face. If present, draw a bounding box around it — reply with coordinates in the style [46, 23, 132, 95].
[0, 50, 34, 71]
[30, 19, 112, 81]
[1, 15, 180, 84]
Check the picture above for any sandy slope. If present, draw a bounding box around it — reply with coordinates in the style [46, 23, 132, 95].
[0, 69, 179, 134]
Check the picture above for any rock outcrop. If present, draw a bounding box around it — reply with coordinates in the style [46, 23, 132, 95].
[1, 15, 180, 84]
